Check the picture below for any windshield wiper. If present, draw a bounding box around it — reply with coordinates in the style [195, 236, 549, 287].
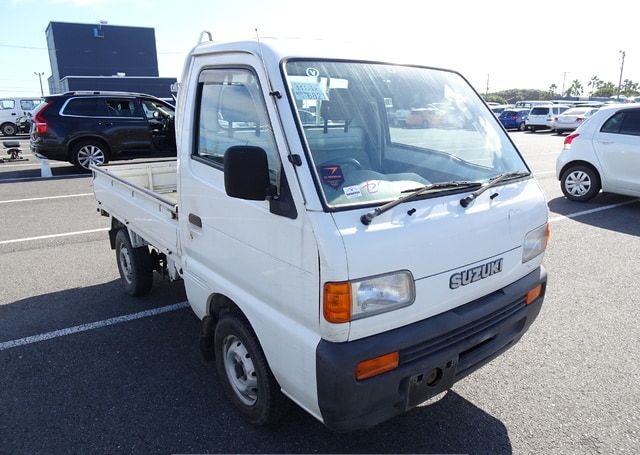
[459, 170, 531, 208]
[360, 180, 481, 225]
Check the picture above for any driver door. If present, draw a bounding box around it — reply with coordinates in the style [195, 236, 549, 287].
[140, 99, 176, 154]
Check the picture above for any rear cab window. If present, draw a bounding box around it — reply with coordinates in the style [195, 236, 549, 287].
[1, 99, 16, 109]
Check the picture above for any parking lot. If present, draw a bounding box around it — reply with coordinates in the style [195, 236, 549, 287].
[1, 131, 638, 454]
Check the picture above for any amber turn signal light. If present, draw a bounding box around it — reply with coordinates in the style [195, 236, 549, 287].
[525, 284, 543, 304]
[323, 282, 351, 323]
[356, 352, 399, 381]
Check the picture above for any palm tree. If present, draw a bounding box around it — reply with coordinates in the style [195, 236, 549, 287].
[549, 84, 558, 96]
[565, 79, 583, 97]
[588, 76, 601, 96]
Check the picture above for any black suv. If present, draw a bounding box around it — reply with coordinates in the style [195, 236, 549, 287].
[31, 91, 176, 170]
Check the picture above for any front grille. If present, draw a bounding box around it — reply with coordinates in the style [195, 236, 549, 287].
[399, 295, 526, 365]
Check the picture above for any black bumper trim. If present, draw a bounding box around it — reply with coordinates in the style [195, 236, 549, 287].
[316, 266, 547, 432]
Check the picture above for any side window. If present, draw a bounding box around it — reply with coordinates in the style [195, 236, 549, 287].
[194, 68, 280, 184]
[63, 98, 108, 117]
[601, 112, 625, 134]
[619, 110, 640, 135]
[1, 99, 15, 109]
[20, 100, 40, 110]
[141, 100, 174, 119]
[105, 98, 138, 117]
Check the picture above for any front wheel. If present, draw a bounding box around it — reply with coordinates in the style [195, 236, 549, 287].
[114, 229, 153, 296]
[561, 165, 601, 202]
[1, 123, 17, 136]
[214, 314, 288, 425]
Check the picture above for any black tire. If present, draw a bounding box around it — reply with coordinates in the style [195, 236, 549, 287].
[71, 139, 109, 171]
[561, 164, 601, 202]
[530, 126, 536, 133]
[1, 123, 17, 136]
[518, 122, 526, 131]
[214, 313, 288, 425]
[114, 229, 153, 296]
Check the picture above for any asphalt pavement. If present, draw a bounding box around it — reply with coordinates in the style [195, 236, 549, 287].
[0, 131, 638, 454]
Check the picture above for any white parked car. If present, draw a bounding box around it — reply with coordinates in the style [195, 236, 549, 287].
[0, 97, 42, 136]
[556, 104, 640, 201]
[526, 104, 570, 132]
[554, 107, 599, 134]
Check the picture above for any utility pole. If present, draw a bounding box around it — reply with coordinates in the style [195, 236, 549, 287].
[485, 73, 490, 98]
[617, 50, 626, 100]
[34, 72, 44, 97]
[561, 72, 567, 97]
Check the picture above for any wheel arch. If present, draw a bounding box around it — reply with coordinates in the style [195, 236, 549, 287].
[0, 122, 17, 134]
[558, 160, 601, 183]
[67, 136, 112, 161]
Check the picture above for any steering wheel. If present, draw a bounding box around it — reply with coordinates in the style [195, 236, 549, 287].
[318, 157, 363, 170]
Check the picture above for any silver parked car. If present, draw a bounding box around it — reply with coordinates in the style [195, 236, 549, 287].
[553, 107, 599, 134]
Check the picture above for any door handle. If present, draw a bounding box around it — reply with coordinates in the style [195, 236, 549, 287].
[598, 140, 613, 145]
[11, 113, 16, 116]
[188, 213, 202, 228]
[99, 121, 113, 126]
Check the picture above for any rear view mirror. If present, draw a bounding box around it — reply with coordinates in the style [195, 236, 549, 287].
[224, 146, 274, 200]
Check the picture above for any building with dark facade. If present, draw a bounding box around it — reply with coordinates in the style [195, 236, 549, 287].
[46, 21, 176, 99]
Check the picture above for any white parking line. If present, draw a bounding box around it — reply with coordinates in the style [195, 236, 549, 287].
[0, 193, 93, 204]
[0, 162, 67, 169]
[0, 302, 189, 351]
[0, 227, 109, 245]
[0, 174, 89, 183]
[549, 199, 639, 223]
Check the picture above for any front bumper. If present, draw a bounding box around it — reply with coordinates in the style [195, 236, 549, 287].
[316, 266, 547, 432]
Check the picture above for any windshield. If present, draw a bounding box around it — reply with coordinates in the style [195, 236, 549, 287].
[284, 60, 528, 208]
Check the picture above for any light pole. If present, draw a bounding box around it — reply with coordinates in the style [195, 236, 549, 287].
[561, 72, 567, 97]
[34, 72, 44, 97]
[617, 50, 626, 100]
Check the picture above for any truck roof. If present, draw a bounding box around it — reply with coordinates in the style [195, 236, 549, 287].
[190, 37, 416, 67]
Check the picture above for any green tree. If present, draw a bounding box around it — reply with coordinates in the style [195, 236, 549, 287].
[587, 76, 601, 96]
[593, 82, 617, 97]
[621, 79, 639, 97]
[549, 84, 558, 96]
[565, 79, 583, 97]
[484, 94, 506, 104]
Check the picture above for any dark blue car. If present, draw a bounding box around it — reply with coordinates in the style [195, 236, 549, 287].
[498, 109, 529, 131]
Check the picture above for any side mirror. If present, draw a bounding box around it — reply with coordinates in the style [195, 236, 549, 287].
[224, 146, 274, 200]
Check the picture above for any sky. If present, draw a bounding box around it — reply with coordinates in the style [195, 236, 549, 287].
[2, 0, 640, 98]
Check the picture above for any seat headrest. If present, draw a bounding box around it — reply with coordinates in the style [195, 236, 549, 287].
[220, 84, 258, 124]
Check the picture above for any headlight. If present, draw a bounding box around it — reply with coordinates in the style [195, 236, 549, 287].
[351, 271, 415, 320]
[522, 223, 550, 263]
[323, 271, 415, 323]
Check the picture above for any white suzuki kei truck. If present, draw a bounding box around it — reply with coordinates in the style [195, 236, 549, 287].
[91, 36, 550, 431]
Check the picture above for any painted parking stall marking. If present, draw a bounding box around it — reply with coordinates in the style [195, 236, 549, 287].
[0, 227, 109, 245]
[0, 193, 93, 204]
[0, 302, 189, 351]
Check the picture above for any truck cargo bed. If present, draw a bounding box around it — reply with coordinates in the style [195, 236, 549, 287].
[92, 160, 179, 257]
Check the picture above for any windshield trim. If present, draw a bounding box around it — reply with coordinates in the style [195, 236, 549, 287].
[280, 57, 530, 213]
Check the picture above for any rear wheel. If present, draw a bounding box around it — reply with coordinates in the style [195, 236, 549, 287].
[214, 313, 288, 425]
[518, 122, 526, 131]
[71, 140, 109, 171]
[561, 165, 601, 202]
[114, 229, 153, 296]
[1, 123, 17, 136]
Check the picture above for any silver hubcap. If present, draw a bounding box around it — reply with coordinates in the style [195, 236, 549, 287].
[119, 247, 133, 284]
[223, 335, 258, 406]
[565, 170, 592, 196]
[77, 145, 105, 169]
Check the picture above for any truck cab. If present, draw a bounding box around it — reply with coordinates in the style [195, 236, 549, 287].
[93, 37, 549, 431]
